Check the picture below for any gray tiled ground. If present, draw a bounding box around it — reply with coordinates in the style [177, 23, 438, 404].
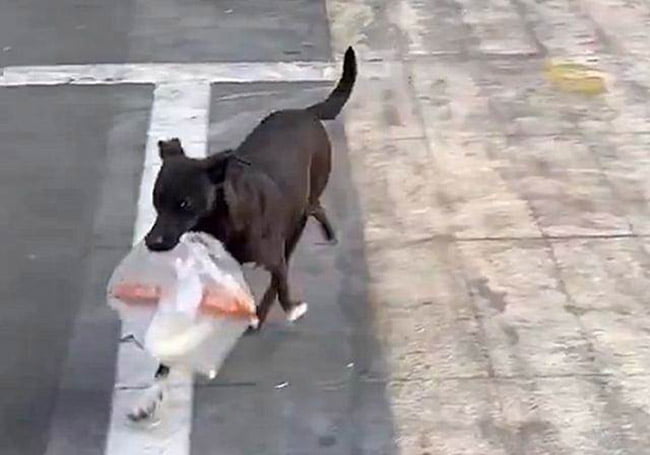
[328, 0, 650, 453]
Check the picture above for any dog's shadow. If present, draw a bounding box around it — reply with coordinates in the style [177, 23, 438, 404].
[195, 217, 345, 387]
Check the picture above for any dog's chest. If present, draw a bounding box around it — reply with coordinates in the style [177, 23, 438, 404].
[222, 237, 256, 265]
[192, 218, 254, 265]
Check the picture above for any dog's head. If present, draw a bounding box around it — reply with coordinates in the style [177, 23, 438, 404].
[144, 138, 240, 251]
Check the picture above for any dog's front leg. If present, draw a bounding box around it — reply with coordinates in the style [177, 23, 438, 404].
[127, 364, 170, 422]
[272, 262, 309, 323]
[253, 266, 308, 330]
[254, 283, 278, 330]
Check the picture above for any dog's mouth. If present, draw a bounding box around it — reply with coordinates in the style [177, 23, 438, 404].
[145, 234, 180, 252]
[146, 243, 175, 252]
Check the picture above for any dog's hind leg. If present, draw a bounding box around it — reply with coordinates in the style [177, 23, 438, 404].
[310, 202, 337, 244]
[127, 364, 170, 422]
[285, 214, 308, 259]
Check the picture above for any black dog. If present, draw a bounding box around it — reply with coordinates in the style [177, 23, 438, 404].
[128, 48, 356, 421]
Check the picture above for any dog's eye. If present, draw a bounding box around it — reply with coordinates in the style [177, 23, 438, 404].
[179, 200, 193, 211]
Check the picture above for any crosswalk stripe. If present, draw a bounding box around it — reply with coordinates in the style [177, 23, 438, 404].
[0, 62, 336, 86]
[103, 81, 211, 455]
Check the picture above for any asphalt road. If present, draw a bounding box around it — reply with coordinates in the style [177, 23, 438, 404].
[0, 2, 395, 454]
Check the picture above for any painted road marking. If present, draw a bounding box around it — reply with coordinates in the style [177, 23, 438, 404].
[104, 81, 211, 455]
[0, 61, 337, 455]
[0, 62, 337, 86]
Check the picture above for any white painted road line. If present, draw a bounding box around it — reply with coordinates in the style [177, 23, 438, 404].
[0, 61, 337, 86]
[104, 82, 211, 455]
[133, 82, 212, 243]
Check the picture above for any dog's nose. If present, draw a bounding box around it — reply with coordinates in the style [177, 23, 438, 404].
[145, 234, 173, 252]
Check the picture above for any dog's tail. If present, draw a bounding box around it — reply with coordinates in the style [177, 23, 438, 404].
[306, 47, 357, 120]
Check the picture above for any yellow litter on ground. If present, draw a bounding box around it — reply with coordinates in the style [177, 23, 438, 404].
[544, 60, 607, 95]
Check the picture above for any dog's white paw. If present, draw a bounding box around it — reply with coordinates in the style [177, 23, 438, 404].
[127, 383, 165, 422]
[287, 302, 308, 322]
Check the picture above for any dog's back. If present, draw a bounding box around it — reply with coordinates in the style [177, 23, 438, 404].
[233, 47, 357, 229]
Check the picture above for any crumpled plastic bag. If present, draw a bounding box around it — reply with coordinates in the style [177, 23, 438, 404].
[107, 232, 256, 378]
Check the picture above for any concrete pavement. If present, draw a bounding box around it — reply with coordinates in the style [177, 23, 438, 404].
[328, 0, 650, 453]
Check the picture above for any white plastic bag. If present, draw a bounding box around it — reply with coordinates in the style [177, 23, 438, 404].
[107, 232, 256, 377]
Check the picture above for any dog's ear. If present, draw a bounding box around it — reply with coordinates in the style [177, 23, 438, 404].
[203, 150, 250, 184]
[203, 150, 233, 184]
[158, 138, 185, 160]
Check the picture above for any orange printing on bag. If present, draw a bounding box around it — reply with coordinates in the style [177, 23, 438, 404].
[111, 281, 255, 319]
[111, 282, 160, 303]
[200, 285, 255, 319]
